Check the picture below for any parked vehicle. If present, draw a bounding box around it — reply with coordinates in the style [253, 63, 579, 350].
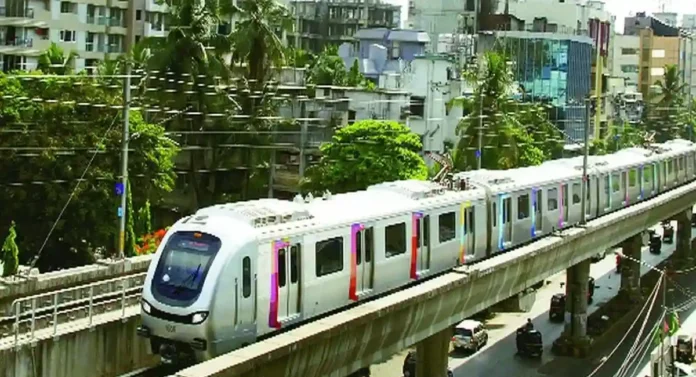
[648, 229, 662, 254]
[549, 278, 595, 322]
[677, 334, 695, 364]
[451, 319, 488, 353]
[663, 221, 675, 243]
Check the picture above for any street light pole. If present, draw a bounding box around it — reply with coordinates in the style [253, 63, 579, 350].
[117, 65, 131, 260]
[580, 98, 591, 225]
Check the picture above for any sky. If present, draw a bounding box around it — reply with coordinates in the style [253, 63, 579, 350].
[382, 0, 696, 32]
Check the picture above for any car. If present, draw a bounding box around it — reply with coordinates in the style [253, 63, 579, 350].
[451, 319, 488, 352]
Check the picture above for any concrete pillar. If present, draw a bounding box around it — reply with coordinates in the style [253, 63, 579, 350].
[553, 260, 592, 357]
[620, 233, 642, 302]
[563, 259, 590, 339]
[677, 210, 693, 263]
[415, 328, 450, 377]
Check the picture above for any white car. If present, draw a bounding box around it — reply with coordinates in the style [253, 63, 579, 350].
[451, 319, 488, 352]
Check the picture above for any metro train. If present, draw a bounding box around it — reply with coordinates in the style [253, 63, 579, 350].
[136, 139, 696, 364]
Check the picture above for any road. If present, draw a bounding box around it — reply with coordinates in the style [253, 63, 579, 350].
[369, 222, 687, 377]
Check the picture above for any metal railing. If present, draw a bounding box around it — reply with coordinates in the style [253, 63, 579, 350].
[1, 273, 146, 348]
[0, 37, 33, 48]
[0, 7, 35, 18]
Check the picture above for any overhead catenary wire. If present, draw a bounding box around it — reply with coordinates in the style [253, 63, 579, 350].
[584, 273, 663, 377]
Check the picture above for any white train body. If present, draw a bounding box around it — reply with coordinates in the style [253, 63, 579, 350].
[137, 139, 696, 364]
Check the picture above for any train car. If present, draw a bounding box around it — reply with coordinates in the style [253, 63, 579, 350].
[136, 139, 696, 365]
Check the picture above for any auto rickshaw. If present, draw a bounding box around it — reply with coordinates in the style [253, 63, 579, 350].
[648, 229, 662, 254]
[516, 326, 543, 358]
[549, 278, 595, 321]
[676, 334, 695, 364]
[662, 221, 674, 244]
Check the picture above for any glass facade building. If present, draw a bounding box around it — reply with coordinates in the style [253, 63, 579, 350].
[480, 32, 593, 143]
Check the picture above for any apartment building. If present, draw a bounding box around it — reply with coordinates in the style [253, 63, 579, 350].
[612, 34, 640, 88]
[288, 0, 400, 54]
[0, 0, 169, 72]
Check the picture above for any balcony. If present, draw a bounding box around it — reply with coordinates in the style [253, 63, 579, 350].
[0, 7, 35, 18]
[109, 18, 125, 27]
[0, 37, 33, 48]
[87, 15, 108, 25]
[86, 42, 106, 52]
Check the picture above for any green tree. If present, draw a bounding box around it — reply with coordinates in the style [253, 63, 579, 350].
[450, 51, 546, 170]
[302, 120, 428, 194]
[126, 180, 137, 257]
[230, 0, 294, 87]
[649, 64, 687, 142]
[1, 221, 19, 277]
[286, 47, 315, 68]
[37, 43, 79, 75]
[307, 46, 373, 89]
[0, 72, 178, 271]
[136, 200, 152, 237]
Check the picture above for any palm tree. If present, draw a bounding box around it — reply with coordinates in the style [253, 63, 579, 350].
[230, 0, 294, 88]
[650, 64, 688, 142]
[38, 43, 78, 75]
[450, 51, 545, 170]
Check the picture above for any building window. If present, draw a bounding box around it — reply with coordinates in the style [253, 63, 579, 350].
[651, 49, 665, 58]
[385, 222, 406, 258]
[60, 1, 75, 13]
[136, 10, 142, 20]
[621, 48, 637, 55]
[621, 65, 638, 73]
[315, 237, 343, 277]
[651, 67, 665, 77]
[60, 30, 76, 42]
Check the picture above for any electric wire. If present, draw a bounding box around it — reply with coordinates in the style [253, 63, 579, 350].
[584, 274, 663, 377]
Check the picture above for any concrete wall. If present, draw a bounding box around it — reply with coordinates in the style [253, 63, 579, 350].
[0, 314, 157, 377]
[0, 255, 153, 315]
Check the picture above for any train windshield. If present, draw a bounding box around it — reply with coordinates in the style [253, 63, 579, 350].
[151, 231, 222, 306]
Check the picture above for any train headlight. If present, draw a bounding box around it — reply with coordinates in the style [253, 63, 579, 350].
[191, 311, 209, 325]
[141, 299, 152, 314]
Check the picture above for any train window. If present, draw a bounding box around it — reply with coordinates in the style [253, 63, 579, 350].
[365, 228, 373, 263]
[492, 202, 497, 226]
[547, 188, 558, 211]
[278, 248, 287, 288]
[385, 222, 407, 258]
[439, 212, 456, 243]
[604, 176, 610, 196]
[572, 183, 581, 204]
[315, 237, 344, 277]
[644, 165, 653, 186]
[535, 190, 542, 213]
[517, 194, 530, 220]
[355, 231, 362, 265]
[290, 245, 300, 284]
[503, 198, 512, 224]
[629, 169, 637, 187]
[612, 173, 620, 193]
[468, 209, 475, 234]
[242, 257, 251, 298]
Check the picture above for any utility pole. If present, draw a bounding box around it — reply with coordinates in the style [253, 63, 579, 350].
[299, 99, 308, 178]
[118, 65, 131, 259]
[477, 91, 483, 169]
[580, 98, 590, 225]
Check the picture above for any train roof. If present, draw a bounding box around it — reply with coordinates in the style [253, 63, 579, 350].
[179, 139, 696, 241]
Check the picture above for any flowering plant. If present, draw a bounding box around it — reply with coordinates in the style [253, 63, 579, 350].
[135, 227, 169, 255]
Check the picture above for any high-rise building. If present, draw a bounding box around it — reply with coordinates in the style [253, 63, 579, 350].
[408, 0, 478, 49]
[0, 0, 170, 73]
[612, 34, 640, 89]
[623, 13, 688, 101]
[288, 0, 400, 54]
